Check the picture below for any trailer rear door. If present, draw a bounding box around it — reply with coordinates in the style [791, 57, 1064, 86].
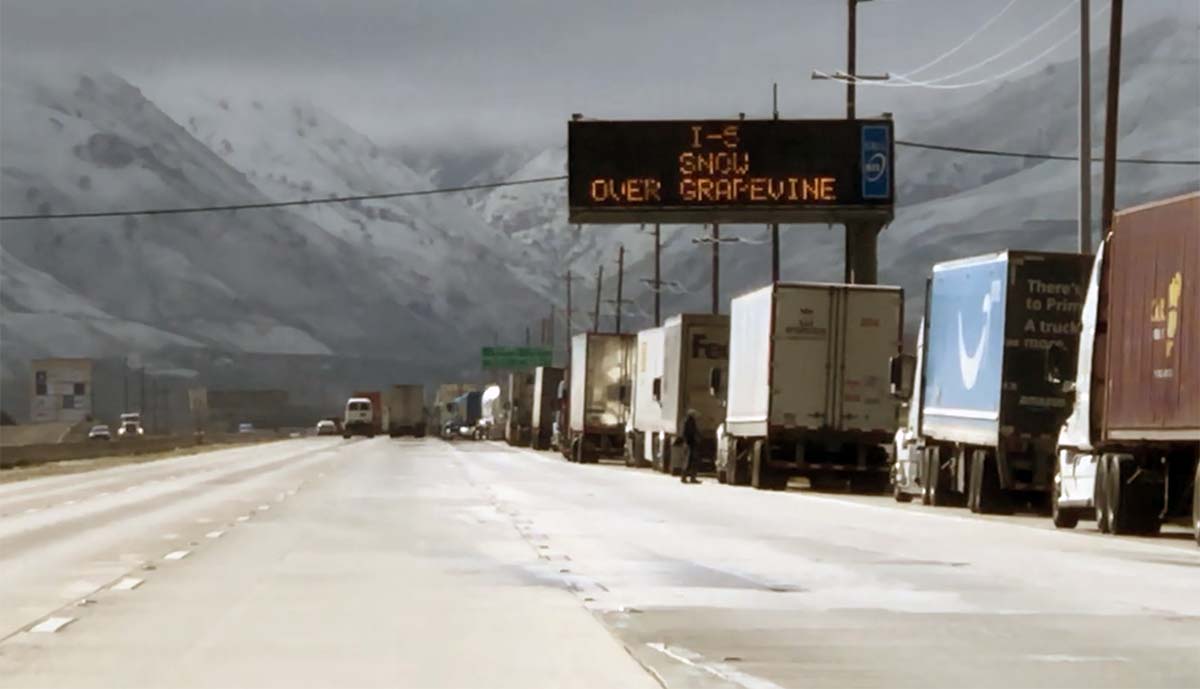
[838, 287, 903, 433]
[771, 285, 835, 430]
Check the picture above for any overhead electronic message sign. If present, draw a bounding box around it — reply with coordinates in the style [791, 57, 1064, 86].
[568, 119, 894, 224]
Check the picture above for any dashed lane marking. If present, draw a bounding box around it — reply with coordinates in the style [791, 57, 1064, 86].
[28, 617, 75, 634]
[236, 516, 250, 522]
[205, 530, 224, 539]
[163, 550, 190, 561]
[111, 577, 143, 591]
[257, 505, 270, 511]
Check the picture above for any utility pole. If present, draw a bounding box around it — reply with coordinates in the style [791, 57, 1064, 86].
[1079, 0, 1093, 254]
[140, 366, 145, 414]
[615, 245, 625, 334]
[771, 85, 781, 284]
[711, 224, 720, 315]
[593, 264, 603, 333]
[847, 0, 857, 120]
[1100, 0, 1124, 236]
[564, 270, 578, 345]
[653, 224, 661, 326]
[525, 326, 531, 346]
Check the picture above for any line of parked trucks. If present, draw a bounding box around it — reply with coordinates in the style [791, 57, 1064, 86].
[334, 192, 1196, 544]
[534, 191, 1199, 544]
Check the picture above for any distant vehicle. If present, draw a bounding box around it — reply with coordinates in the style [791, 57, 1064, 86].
[530, 367, 564, 450]
[343, 397, 376, 438]
[237, 422, 255, 434]
[117, 412, 144, 438]
[87, 424, 112, 440]
[890, 251, 1090, 511]
[565, 332, 634, 463]
[351, 390, 385, 435]
[384, 384, 426, 438]
[1050, 192, 1199, 541]
[443, 390, 482, 440]
[476, 384, 506, 440]
[719, 282, 902, 491]
[315, 419, 337, 436]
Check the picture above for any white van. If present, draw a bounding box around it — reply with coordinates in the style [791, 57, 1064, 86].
[343, 397, 375, 438]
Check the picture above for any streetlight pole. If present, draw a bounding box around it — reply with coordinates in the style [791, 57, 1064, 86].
[1078, 0, 1093, 254]
[1100, 0, 1124, 236]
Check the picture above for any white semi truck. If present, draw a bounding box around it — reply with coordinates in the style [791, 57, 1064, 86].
[627, 326, 663, 468]
[718, 282, 903, 491]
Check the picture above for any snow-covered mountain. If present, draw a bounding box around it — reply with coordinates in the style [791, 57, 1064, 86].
[0, 67, 548, 416]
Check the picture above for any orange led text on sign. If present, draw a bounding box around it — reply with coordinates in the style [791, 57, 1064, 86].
[590, 178, 663, 204]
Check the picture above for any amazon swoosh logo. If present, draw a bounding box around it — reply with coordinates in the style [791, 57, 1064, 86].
[957, 292, 994, 390]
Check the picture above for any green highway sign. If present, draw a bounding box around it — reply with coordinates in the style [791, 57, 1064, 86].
[481, 347, 553, 370]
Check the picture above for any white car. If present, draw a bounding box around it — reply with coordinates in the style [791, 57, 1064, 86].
[315, 420, 337, 436]
[88, 424, 112, 440]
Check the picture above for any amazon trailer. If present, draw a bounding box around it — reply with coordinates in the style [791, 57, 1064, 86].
[896, 250, 1091, 512]
[720, 283, 902, 491]
[531, 366, 564, 450]
[565, 332, 635, 463]
[1052, 192, 1199, 540]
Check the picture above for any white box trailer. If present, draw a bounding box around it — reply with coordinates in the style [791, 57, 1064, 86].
[654, 313, 730, 474]
[720, 282, 903, 490]
[384, 384, 426, 437]
[566, 332, 635, 463]
[505, 371, 536, 446]
[627, 327, 664, 468]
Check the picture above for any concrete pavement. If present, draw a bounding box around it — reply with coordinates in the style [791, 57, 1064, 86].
[1, 437, 1197, 688]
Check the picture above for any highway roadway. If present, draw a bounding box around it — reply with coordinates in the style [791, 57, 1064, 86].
[1, 437, 1197, 688]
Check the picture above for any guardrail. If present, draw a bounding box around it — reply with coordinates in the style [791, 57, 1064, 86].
[0, 433, 280, 470]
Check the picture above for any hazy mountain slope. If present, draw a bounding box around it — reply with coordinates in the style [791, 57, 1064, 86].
[0, 68, 543, 396]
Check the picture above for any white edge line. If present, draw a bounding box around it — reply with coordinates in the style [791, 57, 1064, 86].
[645, 643, 785, 689]
[111, 577, 143, 591]
[28, 616, 76, 633]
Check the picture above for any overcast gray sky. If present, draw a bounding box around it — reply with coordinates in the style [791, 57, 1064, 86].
[1, 1, 1195, 150]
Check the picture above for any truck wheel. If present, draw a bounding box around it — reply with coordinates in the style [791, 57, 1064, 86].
[1095, 455, 1111, 533]
[1193, 459, 1200, 547]
[624, 434, 637, 468]
[569, 438, 581, 463]
[1051, 459, 1079, 529]
[971, 451, 1009, 515]
[893, 479, 914, 503]
[1106, 455, 1150, 535]
[750, 441, 783, 491]
[926, 450, 949, 507]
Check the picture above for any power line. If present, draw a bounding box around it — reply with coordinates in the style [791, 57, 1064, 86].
[896, 0, 1022, 79]
[2, 139, 1196, 224]
[0, 175, 568, 222]
[900, 0, 1083, 86]
[896, 139, 1200, 165]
